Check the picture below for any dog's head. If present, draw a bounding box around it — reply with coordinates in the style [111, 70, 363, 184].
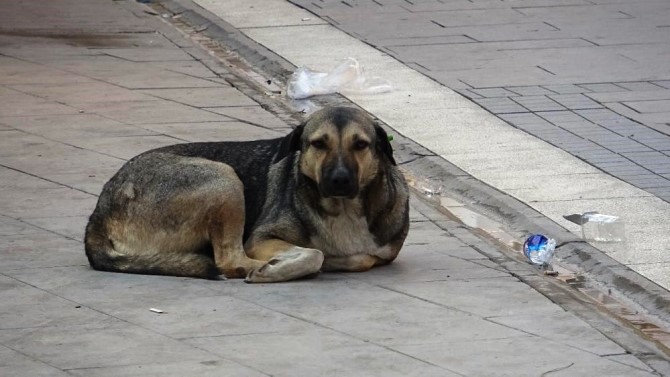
[277, 107, 396, 199]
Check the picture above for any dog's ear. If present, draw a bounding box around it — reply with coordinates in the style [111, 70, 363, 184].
[274, 123, 304, 163]
[374, 122, 397, 166]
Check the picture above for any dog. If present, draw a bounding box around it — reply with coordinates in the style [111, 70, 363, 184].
[84, 106, 409, 283]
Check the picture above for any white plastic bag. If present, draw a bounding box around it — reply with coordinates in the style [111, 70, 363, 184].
[286, 58, 392, 99]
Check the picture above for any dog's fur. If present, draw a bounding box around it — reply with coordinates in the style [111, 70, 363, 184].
[84, 106, 409, 283]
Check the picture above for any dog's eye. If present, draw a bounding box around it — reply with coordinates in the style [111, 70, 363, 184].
[310, 139, 327, 150]
[353, 140, 370, 151]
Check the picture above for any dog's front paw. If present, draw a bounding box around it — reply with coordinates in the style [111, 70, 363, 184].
[244, 247, 324, 283]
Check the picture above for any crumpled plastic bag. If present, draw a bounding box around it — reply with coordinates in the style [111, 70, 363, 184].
[286, 58, 392, 99]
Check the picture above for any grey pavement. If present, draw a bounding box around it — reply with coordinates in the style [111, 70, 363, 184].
[291, 0, 670, 202]
[1, 0, 670, 376]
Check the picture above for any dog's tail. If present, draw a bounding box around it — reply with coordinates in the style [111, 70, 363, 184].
[84, 222, 220, 280]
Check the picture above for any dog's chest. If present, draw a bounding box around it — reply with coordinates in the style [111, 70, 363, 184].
[309, 203, 384, 257]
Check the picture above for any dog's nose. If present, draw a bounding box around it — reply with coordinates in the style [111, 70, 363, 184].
[331, 167, 351, 188]
[324, 166, 357, 197]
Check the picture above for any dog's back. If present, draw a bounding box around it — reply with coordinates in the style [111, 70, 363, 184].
[84, 137, 290, 279]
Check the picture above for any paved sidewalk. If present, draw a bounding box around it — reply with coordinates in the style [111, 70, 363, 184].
[190, 0, 670, 292]
[0, 0, 668, 376]
[293, 0, 670, 201]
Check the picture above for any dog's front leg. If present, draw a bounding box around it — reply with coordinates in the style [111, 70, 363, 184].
[321, 254, 389, 272]
[245, 239, 324, 283]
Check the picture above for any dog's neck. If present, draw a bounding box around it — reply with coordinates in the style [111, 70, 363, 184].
[318, 196, 364, 217]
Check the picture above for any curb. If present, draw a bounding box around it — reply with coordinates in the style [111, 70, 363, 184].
[151, 0, 670, 328]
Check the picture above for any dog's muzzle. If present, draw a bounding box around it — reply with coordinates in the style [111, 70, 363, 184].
[321, 164, 358, 198]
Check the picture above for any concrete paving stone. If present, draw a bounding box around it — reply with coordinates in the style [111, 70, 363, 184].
[0, 97, 79, 117]
[615, 81, 667, 92]
[0, 113, 160, 139]
[605, 354, 656, 374]
[0, 275, 112, 330]
[195, 0, 327, 28]
[621, 175, 670, 189]
[0, 64, 95, 85]
[429, 8, 528, 28]
[577, 83, 628, 93]
[69, 135, 184, 160]
[505, 86, 555, 96]
[0, 184, 96, 219]
[624, 99, 670, 113]
[65, 360, 268, 377]
[0, 345, 71, 377]
[586, 89, 670, 103]
[0, 132, 125, 175]
[374, 35, 478, 47]
[401, 239, 489, 261]
[204, 106, 290, 128]
[470, 87, 518, 97]
[498, 112, 550, 125]
[596, 139, 655, 154]
[22, 216, 89, 242]
[0, 215, 35, 236]
[542, 84, 586, 94]
[0, 322, 215, 370]
[219, 279, 526, 346]
[3, 266, 221, 307]
[96, 70, 222, 89]
[139, 121, 283, 142]
[448, 22, 566, 42]
[652, 80, 670, 89]
[575, 108, 625, 121]
[40, 170, 118, 196]
[503, 172, 653, 202]
[595, 118, 646, 134]
[186, 327, 459, 377]
[75, 100, 227, 124]
[548, 93, 603, 110]
[440, 149, 600, 181]
[511, 95, 566, 112]
[473, 97, 527, 114]
[347, 248, 511, 284]
[91, 293, 314, 339]
[140, 87, 258, 107]
[488, 310, 626, 356]
[551, 119, 604, 133]
[96, 47, 194, 62]
[621, 151, 670, 165]
[456, 89, 483, 100]
[7, 81, 155, 104]
[549, 140, 602, 153]
[648, 164, 670, 175]
[0, 231, 88, 271]
[147, 60, 224, 79]
[382, 277, 560, 318]
[394, 335, 655, 377]
[536, 110, 586, 123]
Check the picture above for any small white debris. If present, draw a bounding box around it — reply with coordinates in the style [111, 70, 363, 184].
[301, 17, 311, 21]
[149, 308, 165, 314]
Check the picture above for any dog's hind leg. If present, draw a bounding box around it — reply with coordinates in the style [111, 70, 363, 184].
[244, 239, 324, 283]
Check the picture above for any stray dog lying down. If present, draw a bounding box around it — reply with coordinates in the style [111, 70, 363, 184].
[84, 106, 409, 283]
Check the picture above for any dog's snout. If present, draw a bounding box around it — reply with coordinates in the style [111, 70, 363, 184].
[322, 164, 357, 198]
[331, 167, 352, 188]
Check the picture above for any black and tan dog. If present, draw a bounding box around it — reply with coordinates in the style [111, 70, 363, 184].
[84, 106, 409, 283]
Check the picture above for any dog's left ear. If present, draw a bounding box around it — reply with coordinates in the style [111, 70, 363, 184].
[374, 122, 397, 166]
[274, 123, 304, 163]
